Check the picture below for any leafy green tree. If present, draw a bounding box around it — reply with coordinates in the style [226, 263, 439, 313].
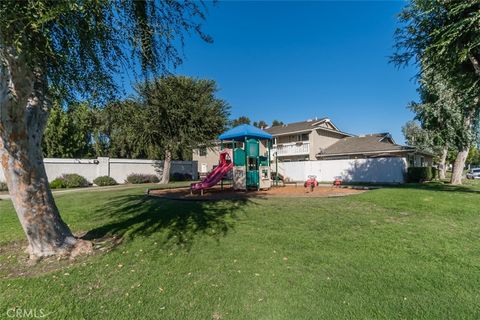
[402, 120, 432, 152]
[253, 120, 268, 129]
[271, 120, 284, 127]
[0, 0, 210, 259]
[98, 100, 152, 159]
[136, 76, 230, 183]
[467, 146, 480, 167]
[393, 0, 480, 184]
[231, 116, 251, 127]
[402, 119, 451, 179]
[43, 102, 94, 158]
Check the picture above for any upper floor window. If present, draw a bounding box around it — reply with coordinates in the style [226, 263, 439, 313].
[199, 147, 207, 156]
[288, 133, 309, 142]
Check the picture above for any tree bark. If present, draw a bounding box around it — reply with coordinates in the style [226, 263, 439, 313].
[160, 149, 171, 184]
[469, 54, 480, 78]
[450, 148, 468, 185]
[0, 50, 91, 259]
[439, 145, 448, 180]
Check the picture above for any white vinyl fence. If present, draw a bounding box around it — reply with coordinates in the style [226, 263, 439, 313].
[0, 157, 198, 183]
[276, 158, 407, 183]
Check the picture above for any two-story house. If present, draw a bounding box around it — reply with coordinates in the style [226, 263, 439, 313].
[265, 117, 351, 161]
[192, 117, 432, 174]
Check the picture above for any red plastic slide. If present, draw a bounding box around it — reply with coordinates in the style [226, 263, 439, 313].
[191, 149, 233, 191]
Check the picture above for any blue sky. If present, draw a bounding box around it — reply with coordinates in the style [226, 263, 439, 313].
[126, 1, 420, 143]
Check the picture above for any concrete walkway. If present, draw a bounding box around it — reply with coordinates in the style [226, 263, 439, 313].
[0, 184, 156, 201]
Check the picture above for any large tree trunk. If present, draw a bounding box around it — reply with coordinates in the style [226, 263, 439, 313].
[439, 145, 448, 180]
[160, 149, 172, 184]
[450, 148, 468, 185]
[0, 50, 91, 259]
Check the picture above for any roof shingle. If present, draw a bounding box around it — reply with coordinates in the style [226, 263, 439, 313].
[318, 134, 412, 156]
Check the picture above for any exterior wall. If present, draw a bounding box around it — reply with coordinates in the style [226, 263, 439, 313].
[192, 146, 221, 173]
[407, 154, 433, 167]
[275, 157, 408, 183]
[0, 158, 198, 184]
[310, 129, 345, 160]
[273, 129, 344, 162]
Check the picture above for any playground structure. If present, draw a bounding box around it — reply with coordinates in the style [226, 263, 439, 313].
[191, 124, 272, 193]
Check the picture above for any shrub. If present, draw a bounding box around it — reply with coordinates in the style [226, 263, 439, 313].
[50, 178, 66, 189]
[407, 167, 434, 183]
[126, 173, 159, 184]
[0, 181, 8, 192]
[93, 176, 117, 186]
[170, 172, 193, 181]
[52, 174, 90, 188]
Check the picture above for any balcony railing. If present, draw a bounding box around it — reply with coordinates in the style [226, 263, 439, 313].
[271, 142, 310, 157]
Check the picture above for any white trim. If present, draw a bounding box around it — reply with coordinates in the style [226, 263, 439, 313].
[317, 149, 413, 157]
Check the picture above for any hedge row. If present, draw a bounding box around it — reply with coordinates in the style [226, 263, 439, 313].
[407, 166, 437, 183]
[126, 173, 159, 184]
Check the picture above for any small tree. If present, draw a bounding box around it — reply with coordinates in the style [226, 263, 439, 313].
[136, 76, 230, 184]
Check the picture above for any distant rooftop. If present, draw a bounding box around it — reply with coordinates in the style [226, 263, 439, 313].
[265, 117, 351, 136]
[318, 133, 412, 157]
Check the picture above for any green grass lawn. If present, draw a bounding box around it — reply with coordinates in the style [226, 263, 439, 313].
[1, 181, 480, 319]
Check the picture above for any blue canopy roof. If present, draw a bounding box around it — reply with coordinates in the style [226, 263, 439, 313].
[219, 124, 272, 141]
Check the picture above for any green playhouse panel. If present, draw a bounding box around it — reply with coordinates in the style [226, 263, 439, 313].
[246, 139, 259, 157]
[233, 148, 246, 166]
[246, 170, 259, 188]
[259, 156, 268, 166]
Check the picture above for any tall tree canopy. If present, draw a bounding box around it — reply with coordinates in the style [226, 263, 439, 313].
[393, 0, 480, 184]
[0, 0, 210, 259]
[402, 120, 433, 152]
[43, 102, 94, 158]
[136, 76, 229, 183]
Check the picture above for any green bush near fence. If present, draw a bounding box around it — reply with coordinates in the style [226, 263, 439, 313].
[50, 174, 90, 189]
[49, 178, 67, 189]
[93, 176, 118, 186]
[407, 166, 436, 183]
[126, 173, 160, 184]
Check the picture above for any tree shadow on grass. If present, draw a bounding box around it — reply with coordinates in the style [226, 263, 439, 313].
[397, 182, 480, 194]
[82, 194, 255, 250]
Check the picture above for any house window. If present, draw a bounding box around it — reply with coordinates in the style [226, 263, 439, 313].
[288, 134, 309, 142]
[199, 147, 207, 156]
[420, 156, 425, 167]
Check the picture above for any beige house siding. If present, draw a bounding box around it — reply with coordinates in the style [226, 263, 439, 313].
[273, 129, 345, 162]
[192, 146, 221, 174]
[309, 130, 345, 160]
